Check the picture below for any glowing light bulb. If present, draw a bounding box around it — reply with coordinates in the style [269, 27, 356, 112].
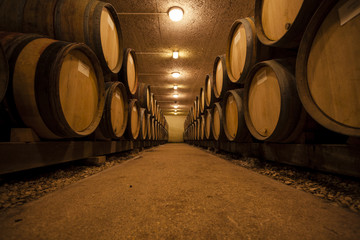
[171, 72, 180, 78]
[173, 85, 178, 90]
[173, 94, 179, 98]
[168, 7, 184, 22]
[174, 105, 179, 109]
[172, 51, 179, 59]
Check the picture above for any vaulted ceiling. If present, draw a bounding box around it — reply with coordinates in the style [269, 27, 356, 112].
[107, 0, 254, 115]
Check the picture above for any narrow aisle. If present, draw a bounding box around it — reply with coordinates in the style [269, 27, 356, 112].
[0, 143, 359, 239]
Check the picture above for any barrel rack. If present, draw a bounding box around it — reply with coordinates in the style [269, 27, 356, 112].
[0, 140, 166, 175]
[186, 141, 360, 178]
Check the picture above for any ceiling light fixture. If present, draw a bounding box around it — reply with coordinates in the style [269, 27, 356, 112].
[174, 112, 178, 115]
[172, 51, 179, 59]
[173, 85, 178, 90]
[168, 7, 184, 22]
[173, 94, 179, 98]
[174, 105, 179, 109]
[175, 109, 177, 112]
[171, 72, 180, 78]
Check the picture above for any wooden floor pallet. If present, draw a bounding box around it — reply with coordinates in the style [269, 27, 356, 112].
[0, 140, 166, 175]
[186, 140, 360, 178]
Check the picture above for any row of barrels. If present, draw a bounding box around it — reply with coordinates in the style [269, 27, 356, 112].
[184, 0, 360, 142]
[0, 0, 123, 74]
[0, 31, 168, 142]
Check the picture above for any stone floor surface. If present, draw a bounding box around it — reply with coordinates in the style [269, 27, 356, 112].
[0, 143, 359, 239]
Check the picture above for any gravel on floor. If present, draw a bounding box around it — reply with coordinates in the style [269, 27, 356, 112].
[0, 148, 149, 211]
[202, 146, 360, 214]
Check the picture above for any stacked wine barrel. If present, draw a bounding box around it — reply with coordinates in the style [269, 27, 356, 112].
[184, 0, 360, 143]
[0, 0, 168, 143]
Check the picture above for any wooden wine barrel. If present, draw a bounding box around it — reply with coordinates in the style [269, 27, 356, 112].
[204, 109, 213, 140]
[0, 44, 8, 103]
[55, 0, 123, 74]
[157, 122, 161, 140]
[139, 108, 147, 140]
[0, 0, 27, 33]
[194, 120, 198, 140]
[164, 120, 168, 132]
[200, 115, 205, 140]
[97, 82, 128, 139]
[226, 18, 257, 85]
[151, 117, 156, 140]
[184, 114, 190, 130]
[187, 124, 192, 140]
[194, 97, 199, 119]
[153, 99, 158, 120]
[198, 119, 201, 140]
[154, 120, 158, 140]
[255, 0, 320, 48]
[6, 37, 105, 139]
[156, 104, 161, 121]
[296, 0, 360, 137]
[0, 32, 45, 129]
[126, 99, 140, 140]
[213, 55, 237, 100]
[244, 59, 306, 142]
[150, 93, 155, 117]
[147, 113, 152, 140]
[204, 74, 216, 108]
[199, 87, 205, 115]
[0, 0, 124, 74]
[135, 83, 152, 112]
[223, 89, 251, 142]
[119, 48, 138, 97]
[211, 102, 225, 141]
[191, 101, 195, 121]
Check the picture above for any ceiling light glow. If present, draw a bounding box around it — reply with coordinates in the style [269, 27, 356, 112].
[174, 105, 179, 109]
[173, 94, 179, 98]
[172, 51, 179, 59]
[168, 7, 184, 22]
[171, 72, 180, 78]
[173, 85, 178, 90]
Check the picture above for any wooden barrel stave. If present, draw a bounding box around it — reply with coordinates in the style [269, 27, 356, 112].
[0, 0, 27, 33]
[0, 44, 9, 103]
[0, 33, 45, 131]
[23, 0, 57, 37]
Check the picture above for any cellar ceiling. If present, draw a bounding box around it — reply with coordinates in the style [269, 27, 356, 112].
[107, 0, 254, 115]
